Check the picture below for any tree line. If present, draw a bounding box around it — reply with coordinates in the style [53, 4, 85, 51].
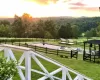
[0, 13, 100, 39]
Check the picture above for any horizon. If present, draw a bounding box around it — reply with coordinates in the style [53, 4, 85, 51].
[0, 0, 100, 18]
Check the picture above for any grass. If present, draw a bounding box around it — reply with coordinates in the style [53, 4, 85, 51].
[0, 48, 99, 80]
[1, 37, 100, 80]
[45, 54, 100, 80]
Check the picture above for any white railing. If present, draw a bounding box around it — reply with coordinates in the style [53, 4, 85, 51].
[0, 44, 92, 80]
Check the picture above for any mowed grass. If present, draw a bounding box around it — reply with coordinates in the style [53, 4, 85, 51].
[1, 37, 100, 80]
[0, 49, 100, 80]
[45, 54, 100, 80]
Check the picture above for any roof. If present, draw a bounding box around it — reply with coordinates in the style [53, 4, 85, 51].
[84, 40, 100, 44]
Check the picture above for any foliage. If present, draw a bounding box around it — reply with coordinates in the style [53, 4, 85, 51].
[72, 25, 79, 38]
[44, 31, 53, 38]
[58, 25, 67, 38]
[1, 13, 100, 38]
[65, 23, 73, 38]
[12, 13, 33, 37]
[0, 24, 10, 37]
[58, 23, 73, 38]
[0, 20, 10, 26]
[85, 28, 97, 38]
[44, 20, 56, 38]
[0, 58, 17, 80]
[36, 20, 45, 38]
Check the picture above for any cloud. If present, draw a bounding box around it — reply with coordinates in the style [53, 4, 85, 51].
[69, 2, 86, 7]
[84, 7, 99, 11]
[26, 0, 59, 5]
[69, 7, 99, 11]
[68, 0, 99, 11]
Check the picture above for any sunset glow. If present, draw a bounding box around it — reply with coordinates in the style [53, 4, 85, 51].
[0, 0, 100, 18]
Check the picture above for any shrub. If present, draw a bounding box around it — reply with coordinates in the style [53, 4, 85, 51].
[0, 58, 17, 80]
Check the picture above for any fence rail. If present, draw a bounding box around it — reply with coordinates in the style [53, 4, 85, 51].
[0, 44, 92, 80]
[29, 44, 78, 59]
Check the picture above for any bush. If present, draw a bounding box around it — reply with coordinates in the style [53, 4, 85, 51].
[0, 58, 17, 80]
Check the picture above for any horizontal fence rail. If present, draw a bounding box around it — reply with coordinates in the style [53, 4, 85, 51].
[0, 44, 92, 80]
[28, 44, 78, 59]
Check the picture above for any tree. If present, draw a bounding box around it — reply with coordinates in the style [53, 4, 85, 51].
[96, 25, 100, 37]
[36, 20, 45, 38]
[44, 20, 56, 38]
[91, 28, 97, 37]
[72, 25, 79, 38]
[44, 31, 53, 38]
[0, 20, 10, 26]
[12, 15, 23, 37]
[12, 13, 33, 37]
[58, 25, 67, 38]
[65, 23, 73, 38]
[21, 13, 33, 37]
[85, 28, 97, 38]
[85, 30, 92, 38]
[0, 24, 10, 37]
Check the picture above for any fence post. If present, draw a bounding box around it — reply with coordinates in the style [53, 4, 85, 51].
[45, 47, 47, 54]
[57, 49, 59, 55]
[71, 50, 73, 58]
[35, 46, 36, 51]
[62, 67, 67, 80]
[25, 51, 31, 80]
[4, 48, 10, 61]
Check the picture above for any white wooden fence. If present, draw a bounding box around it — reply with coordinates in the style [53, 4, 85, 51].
[0, 44, 92, 80]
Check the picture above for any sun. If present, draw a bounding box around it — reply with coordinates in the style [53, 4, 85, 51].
[0, 0, 99, 18]
[0, 0, 72, 18]
[18, 0, 71, 17]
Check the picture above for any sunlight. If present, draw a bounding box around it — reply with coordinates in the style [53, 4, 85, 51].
[0, 0, 99, 17]
[20, 1, 71, 17]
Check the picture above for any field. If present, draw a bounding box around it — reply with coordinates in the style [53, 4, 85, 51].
[0, 37, 100, 80]
[3, 49, 99, 80]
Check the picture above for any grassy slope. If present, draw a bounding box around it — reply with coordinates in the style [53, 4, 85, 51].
[1, 38, 100, 80]
[45, 54, 100, 80]
[4, 49, 100, 80]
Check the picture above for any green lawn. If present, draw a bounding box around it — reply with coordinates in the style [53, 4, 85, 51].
[1, 37, 100, 80]
[0, 49, 99, 80]
[45, 54, 100, 80]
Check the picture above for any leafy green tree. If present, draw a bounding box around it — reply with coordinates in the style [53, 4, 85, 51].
[44, 31, 53, 38]
[0, 24, 10, 37]
[12, 15, 23, 37]
[0, 20, 10, 26]
[21, 13, 33, 37]
[72, 25, 79, 38]
[91, 28, 97, 37]
[12, 13, 33, 37]
[58, 25, 67, 38]
[66, 23, 73, 38]
[85, 28, 97, 38]
[58, 23, 73, 39]
[36, 20, 45, 38]
[44, 20, 56, 38]
[96, 25, 100, 37]
[85, 30, 92, 38]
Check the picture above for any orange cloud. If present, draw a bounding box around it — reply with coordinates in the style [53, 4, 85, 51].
[69, 2, 87, 7]
[26, 0, 58, 5]
[68, 0, 99, 12]
[69, 7, 99, 12]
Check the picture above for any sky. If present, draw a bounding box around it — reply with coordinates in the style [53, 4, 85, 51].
[0, 0, 100, 18]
